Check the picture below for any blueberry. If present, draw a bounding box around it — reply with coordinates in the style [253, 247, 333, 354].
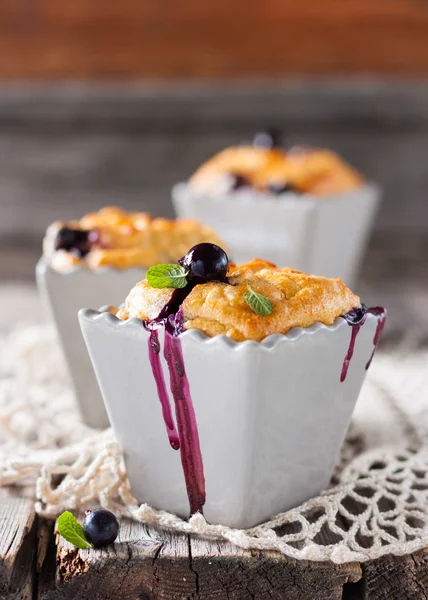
[253, 129, 284, 149]
[344, 304, 368, 326]
[267, 182, 299, 195]
[229, 173, 250, 190]
[54, 227, 92, 257]
[83, 509, 119, 547]
[179, 243, 228, 284]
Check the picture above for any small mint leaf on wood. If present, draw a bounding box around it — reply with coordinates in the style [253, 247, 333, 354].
[147, 264, 188, 289]
[244, 285, 273, 316]
[57, 511, 92, 550]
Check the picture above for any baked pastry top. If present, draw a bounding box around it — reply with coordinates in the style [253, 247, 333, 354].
[43, 207, 225, 272]
[189, 145, 363, 197]
[117, 257, 360, 342]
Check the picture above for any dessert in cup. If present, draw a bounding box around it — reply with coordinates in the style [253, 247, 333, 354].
[80, 243, 385, 528]
[37, 206, 224, 428]
[172, 132, 380, 287]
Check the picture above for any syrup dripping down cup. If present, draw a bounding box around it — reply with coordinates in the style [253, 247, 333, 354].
[36, 259, 147, 429]
[79, 308, 381, 529]
[172, 183, 380, 288]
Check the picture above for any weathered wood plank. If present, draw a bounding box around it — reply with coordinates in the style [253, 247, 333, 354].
[39, 521, 177, 599]
[361, 550, 428, 600]
[190, 536, 361, 600]
[0, 487, 37, 600]
[0, 496, 425, 599]
[38, 515, 428, 600]
[38, 518, 361, 600]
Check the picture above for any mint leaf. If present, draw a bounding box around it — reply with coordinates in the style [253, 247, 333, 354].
[147, 264, 188, 289]
[244, 286, 273, 316]
[57, 511, 92, 550]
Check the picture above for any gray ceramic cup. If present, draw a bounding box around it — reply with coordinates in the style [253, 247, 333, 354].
[36, 259, 146, 428]
[79, 309, 379, 528]
[172, 183, 381, 288]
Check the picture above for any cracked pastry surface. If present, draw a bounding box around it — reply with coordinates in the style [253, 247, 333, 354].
[117, 259, 360, 342]
[189, 146, 363, 196]
[43, 207, 225, 272]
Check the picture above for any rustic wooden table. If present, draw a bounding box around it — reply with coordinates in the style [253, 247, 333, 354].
[1, 485, 428, 600]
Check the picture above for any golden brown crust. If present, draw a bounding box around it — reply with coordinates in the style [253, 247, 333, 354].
[43, 207, 225, 272]
[116, 282, 175, 322]
[117, 258, 360, 342]
[189, 146, 362, 196]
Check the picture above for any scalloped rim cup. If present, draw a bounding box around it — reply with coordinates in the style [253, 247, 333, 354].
[172, 182, 381, 287]
[36, 258, 148, 429]
[79, 307, 378, 528]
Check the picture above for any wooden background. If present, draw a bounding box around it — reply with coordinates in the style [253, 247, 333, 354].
[0, 0, 428, 78]
[0, 81, 428, 281]
[0, 2, 427, 280]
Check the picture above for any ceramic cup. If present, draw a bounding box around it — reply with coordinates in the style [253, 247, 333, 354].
[79, 308, 379, 528]
[172, 183, 381, 288]
[36, 259, 146, 428]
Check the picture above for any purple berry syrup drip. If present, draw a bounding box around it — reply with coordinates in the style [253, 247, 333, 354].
[146, 328, 180, 451]
[365, 307, 387, 370]
[143, 244, 228, 515]
[341, 305, 387, 382]
[145, 304, 206, 515]
[164, 329, 206, 515]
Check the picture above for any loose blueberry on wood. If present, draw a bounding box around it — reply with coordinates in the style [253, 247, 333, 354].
[54, 227, 92, 257]
[83, 509, 119, 547]
[179, 243, 228, 284]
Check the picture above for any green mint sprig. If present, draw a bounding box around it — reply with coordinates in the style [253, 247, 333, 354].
[57, 511, 92, 550]
[244, 285, 273, 317]
[147, 264, 188, 289]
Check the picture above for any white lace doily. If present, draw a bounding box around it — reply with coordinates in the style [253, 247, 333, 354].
[1, 322, 427, 564]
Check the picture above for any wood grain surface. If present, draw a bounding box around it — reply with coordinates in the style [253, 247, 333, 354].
[37, 519, 361, 600]
[0, 498, 424, 599]
[0, 83, 428, 252]
[0, 1, 428, 78]
[0, 487, 37, 600]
